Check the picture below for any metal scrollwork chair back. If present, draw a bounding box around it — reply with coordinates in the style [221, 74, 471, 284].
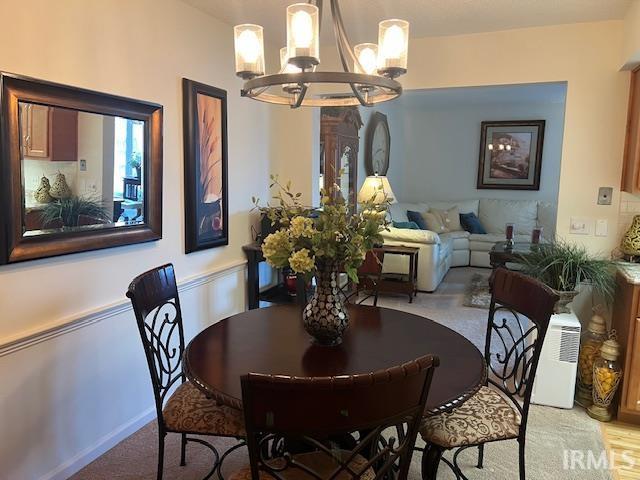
[127, 263, 185, 414]
[486, 268, 559, 423]
[127, 264, 245, 480]
[238, 354, 439, 480]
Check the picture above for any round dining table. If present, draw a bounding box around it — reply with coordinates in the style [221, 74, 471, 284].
[184, 304, 486, 417]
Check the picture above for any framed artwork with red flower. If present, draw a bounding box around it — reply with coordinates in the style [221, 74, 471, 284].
[183, 78, 228, 253]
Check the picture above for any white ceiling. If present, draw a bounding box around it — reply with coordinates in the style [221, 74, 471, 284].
[183, 0, 632, 46]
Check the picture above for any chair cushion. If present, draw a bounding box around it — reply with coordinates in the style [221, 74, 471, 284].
[230, 451, 375, 480]
[162, 381, 245, 436]
[420, 386, 521, 448]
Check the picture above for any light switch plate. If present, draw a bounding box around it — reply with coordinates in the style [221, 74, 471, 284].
[595, 219, 608, 237]
[570, 217, 592, 235]
[597, 187, 613, 205]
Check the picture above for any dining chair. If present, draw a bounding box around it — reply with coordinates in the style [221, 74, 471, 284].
[127, 264, 246, 480]
[230, 354, 439, 480]
[419, 268, 559, 480]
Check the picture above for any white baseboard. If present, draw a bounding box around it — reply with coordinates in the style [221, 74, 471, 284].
[41, 406, 156, 480]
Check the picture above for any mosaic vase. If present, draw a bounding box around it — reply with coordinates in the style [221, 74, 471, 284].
[302, 265, 349, 346]
[621, 215, 640, 256]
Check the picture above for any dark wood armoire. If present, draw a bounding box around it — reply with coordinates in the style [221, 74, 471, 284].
[319, 107, 363, 209]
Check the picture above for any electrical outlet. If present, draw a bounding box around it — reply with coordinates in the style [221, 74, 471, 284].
[597, 187, 613, 205]
[79, 159, 87, 171]
[570, 217, 592, 235]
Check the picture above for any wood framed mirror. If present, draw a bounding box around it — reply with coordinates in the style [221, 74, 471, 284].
[0, 72, 163, 264]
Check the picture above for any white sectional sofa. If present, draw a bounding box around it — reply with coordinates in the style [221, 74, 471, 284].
[381, 199, 556, 292]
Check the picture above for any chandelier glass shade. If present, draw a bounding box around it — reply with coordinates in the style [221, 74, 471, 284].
[233, 0, 409, 108]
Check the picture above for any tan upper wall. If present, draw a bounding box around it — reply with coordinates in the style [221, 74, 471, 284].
[623, 1, 640, 69]
[0, 0, 274, 341]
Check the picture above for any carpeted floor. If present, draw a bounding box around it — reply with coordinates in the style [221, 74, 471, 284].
[70, 267, 611, 480]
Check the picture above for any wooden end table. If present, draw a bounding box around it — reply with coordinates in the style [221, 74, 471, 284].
[378, 245, 420, 302]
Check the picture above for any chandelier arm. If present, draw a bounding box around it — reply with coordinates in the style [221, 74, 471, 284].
[292, 84, 309, 108]
[331, 0, 364, 74]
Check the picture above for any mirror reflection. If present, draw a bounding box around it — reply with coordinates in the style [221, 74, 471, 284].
[20, 102, 145, 236]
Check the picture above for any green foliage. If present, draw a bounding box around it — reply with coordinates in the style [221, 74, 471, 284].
[39, 195, 112, 228]
[255, 174, 390, 282]
[521, 240, 616, 303]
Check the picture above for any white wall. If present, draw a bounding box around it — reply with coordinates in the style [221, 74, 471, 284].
[0, 0, 274, 478]
[355, 84, 566, 205]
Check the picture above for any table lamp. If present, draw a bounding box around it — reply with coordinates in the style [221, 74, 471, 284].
[357, 174, 397, 206]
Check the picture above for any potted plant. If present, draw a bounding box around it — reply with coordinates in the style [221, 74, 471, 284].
[254, 175, 389, 346]
[521, 240, 616, 313]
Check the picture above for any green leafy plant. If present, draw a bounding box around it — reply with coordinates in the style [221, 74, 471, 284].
[253, 175, 389, 282]
[128, 152, 142, 170]
[521, 240, 616, 303]
[39, 195, 112, 228]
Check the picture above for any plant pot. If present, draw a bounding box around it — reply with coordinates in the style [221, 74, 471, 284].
[553, 289, 579, 314]
[302, 266, 349, 346]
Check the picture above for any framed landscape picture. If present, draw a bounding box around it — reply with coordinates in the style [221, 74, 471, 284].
[183, 78, 228, 253]
[477, 120, 545, 190]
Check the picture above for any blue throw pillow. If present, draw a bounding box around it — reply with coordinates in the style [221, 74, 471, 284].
[393, 221, 420, 230]
[459, 212, 487, 234]
[406, 211, 428, 230]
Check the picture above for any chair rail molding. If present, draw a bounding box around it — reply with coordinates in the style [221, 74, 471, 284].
[0, 259, 247, 357]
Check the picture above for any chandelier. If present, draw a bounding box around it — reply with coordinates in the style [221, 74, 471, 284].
[233, 0, 409, 108]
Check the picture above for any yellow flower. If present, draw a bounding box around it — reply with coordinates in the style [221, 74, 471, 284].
[289, 216, 315, 238]
[262, 229, 292, 267]
[289, 248, 315, 274]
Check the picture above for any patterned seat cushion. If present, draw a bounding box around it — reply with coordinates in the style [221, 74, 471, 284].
[162, 381, 245, 437]
[420, 386, 521, 448]
[229, 451, 375, 480]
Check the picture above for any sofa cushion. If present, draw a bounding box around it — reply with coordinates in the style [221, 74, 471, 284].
[478, 199, 538, 234]
[428, 200, 479, 216]
[468, 233, 531, 251]
[420, 211, 449, 233]
[407, 210, 429, 230]
[537, 202, 556, 237]
[431, 206, 462, 231]
[392, 221, 420, 230]
[459, 212, 487, 234]
[441, 231, 470, 251]
[388, 203, 428, 223]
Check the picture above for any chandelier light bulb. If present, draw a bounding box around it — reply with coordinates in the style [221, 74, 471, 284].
[238, 30, 261, 63]
[234, 24, 265, 79]
[354, 43, 378, 75]
[286, 3, 320, 69]
[291, 10, 313, 48]
[377, 19, 409, 77]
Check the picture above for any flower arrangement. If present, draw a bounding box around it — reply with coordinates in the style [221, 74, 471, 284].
[254, 175, 389, 282]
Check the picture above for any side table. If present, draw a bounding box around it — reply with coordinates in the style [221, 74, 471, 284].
[378, 245, 420, 302]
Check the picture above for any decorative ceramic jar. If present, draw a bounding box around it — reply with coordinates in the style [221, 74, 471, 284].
[576, 312, 607, 407]
[50, 172, 72, 199]
[621, 215, 640, 258]
[34, 176, 53, 203]
[588, 333, 622, 422]
[302, 264, 348, 346]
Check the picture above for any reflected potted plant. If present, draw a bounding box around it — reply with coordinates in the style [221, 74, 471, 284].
[254, 175, 389, 346]
[521, 240, 615, 313]
[40, 195, 112, 229]
[128, 152, 142, 179]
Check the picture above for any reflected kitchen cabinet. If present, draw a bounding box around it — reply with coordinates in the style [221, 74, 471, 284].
[21, 103, 50, 158]
[50, 107, 78, 161]
[19, 104, 78, 161]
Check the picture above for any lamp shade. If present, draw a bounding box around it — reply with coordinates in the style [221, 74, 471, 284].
[357, 175, 396, 204]
[234, 24, 265, 79]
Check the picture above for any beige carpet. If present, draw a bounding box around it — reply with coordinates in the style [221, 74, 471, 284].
[70, 268, 612, 480]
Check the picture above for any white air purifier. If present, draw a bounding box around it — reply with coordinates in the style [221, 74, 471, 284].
[531, 311, 581, 409]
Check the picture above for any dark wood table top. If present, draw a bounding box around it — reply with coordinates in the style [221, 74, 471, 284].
[184, 304, 486, 416]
